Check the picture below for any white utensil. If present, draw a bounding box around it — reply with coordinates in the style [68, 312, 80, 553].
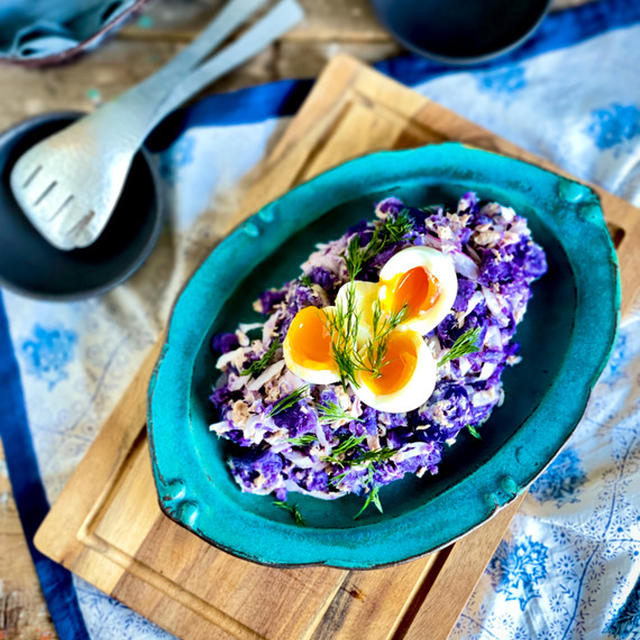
[10, 0, 303, 251]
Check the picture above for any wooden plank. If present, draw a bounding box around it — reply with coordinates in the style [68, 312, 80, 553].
[399, 497, 525, 640]
[309, 556, 439, 640]
[0, 440, 57, 640]
[120, 0, 391, 42]
[35, 53, 640, 640]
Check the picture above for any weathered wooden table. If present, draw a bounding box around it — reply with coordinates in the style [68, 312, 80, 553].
[0, 0, 593, 637]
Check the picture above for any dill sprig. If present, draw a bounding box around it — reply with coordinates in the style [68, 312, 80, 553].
[325, 282, 361, 388]
[273, 500, 306, 526]
[344, 211, 415, 280]
[385, 210, 415, 241]
[344, 235, 368, 282]
[354, 468, 383, 520]
[362, 301, 407, 377]
[349, 446, 397, 467]
[317, 400, 361, 425]
[329, 445, 398, 485]
[286, 403, 360, 445]
[287, 433, 318, 447]
[267, 384, 310, 418]
[239, 339, 280, 377]
[328, 212, 415, 388]
[438, 327, 482, 366]
[323, 435, 367, 465]
[467, 424, 482, 440]
[354, 486, 383, 519]
[326, 285, 408, 389]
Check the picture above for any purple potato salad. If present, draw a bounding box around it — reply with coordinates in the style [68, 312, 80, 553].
[208, 193, 547, 519]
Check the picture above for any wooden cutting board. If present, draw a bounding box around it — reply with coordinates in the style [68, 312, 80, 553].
[35, 54, 640, 640]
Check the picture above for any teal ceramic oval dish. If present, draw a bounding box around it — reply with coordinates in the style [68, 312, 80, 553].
[148, 142, 619, 569]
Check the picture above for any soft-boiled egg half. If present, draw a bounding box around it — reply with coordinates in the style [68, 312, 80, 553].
[353, 327, 436, 413]
[282, 246, 457, 412]
[283, 305, 340, 384]
[378, 246, 457, 335]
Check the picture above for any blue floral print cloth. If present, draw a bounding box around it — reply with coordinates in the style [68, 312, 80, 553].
[1, 1, 640, 638]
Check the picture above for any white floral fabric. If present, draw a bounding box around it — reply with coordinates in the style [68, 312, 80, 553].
[453, 305, 640, 640]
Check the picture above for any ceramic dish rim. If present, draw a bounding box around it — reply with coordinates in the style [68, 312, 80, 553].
[147, 142, 619, 569]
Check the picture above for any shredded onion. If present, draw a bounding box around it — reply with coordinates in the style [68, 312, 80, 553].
[453, 251, 480, 279]
[246, 360, 285, 391]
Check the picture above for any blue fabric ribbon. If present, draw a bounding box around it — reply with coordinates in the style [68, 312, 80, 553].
[0, 292, 89, 640]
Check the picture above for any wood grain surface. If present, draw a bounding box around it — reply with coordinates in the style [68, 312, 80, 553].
[0, 442, 56, 640]
[34, 53, 640, 640]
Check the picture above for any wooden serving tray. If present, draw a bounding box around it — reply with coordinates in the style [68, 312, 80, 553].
[36, 55, 640, 640]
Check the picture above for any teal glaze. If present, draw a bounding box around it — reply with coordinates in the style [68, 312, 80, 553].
[147, 142, 620, 569]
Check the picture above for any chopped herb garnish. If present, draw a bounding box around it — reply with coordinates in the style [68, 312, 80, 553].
[326, 212, 415, 390]
[349, 446, 397, 467]
[325, 282, 361, 388]
[273, 500, 305, 526]
[384, 210, 415, 242]
[353, 486, 383, 519]
[329, 445, 397, 486]
[353, 468, 383, 519]
[362, 301, 407, 378]
[467, 424, 482, 440]
[325, 284, 408, 390]
[344, 211, 415, 280]
[317, 400, 361, 425]
[329, 214, 416, 389]
[323, 435, 367, 465]
[267, 384, 310, 418]
[344, 236, 367, 282]
[287, 433, 318, 447]
[240, 339, 280, 377]
[438, 327, 482, 367]
[299, 274, 313, 287]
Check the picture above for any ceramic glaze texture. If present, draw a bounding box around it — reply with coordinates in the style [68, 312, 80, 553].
[147, 142, 619, 568]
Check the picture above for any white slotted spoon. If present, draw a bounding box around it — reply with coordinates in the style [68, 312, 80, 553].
[10, 0, 303, 251]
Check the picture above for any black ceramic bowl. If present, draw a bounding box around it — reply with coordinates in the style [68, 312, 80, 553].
[0, 112, 163, 300]
[371, 0, 551, 64]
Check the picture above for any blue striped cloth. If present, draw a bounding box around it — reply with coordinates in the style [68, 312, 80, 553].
[2, 1, 640, 638]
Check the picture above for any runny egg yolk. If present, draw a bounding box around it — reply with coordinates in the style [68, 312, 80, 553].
[381, 266, 440, 319]
[286, 306, 334, 370]
[360, 331, 418, 396]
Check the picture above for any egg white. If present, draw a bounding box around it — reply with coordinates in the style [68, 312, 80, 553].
[283, 306, 340, 385]
[352, 329, 436, 413]
[378, 246, 458, 336]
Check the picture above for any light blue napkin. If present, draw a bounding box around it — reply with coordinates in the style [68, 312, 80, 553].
[0, 0, 138, 60]
[1, 1, 640, 638]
